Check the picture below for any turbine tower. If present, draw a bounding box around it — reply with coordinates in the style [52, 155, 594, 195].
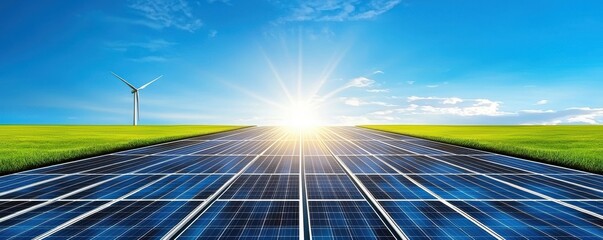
[112, 72, 162, 126]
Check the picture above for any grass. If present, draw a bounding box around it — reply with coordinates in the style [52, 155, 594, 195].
[0, 125, 248, 174]
[360, 125, 603, 174]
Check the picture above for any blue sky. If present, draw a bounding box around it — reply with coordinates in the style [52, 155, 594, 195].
[1, 0, 602, 125]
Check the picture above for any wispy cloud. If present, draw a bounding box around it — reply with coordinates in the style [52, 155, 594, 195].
[372, 70, 384, 75]
[106, 39, 176, 51]
[279, 0, 402, 22]
[346, 77, 375, 87]
[208, 29, 218, 38]
[366, 88, 389, 93]
[340, 97, 395, 107]
[129, 0, 203, 32]
[130, 56, 169, 62]
[536, 99, 548, 105]
[406, 81, 415, 85]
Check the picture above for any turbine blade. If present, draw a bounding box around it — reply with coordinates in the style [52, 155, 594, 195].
[138, 75, 162, 90]
[111, 72, 137, 90]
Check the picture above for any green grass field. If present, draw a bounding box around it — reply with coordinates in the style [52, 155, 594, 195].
[361, 125, 603, 174]
[0, 125, 247, 174]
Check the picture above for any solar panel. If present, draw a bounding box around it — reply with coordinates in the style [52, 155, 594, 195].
[337, 156, 397, 173]
[378, 155, 470, 174]
[137, 156, 252, 174]
[64, 175, 164, 200]
[380, 201, 494, 239]
[382, 141, 449, 155]
[25, 155, 137, 174]
[408, 140, 488, 155]
[490, 175, 603, 199]
[127, 175, 231, 200]
[0, 174, 58, 193]
[1, 126, 601, 239]
[433, 155, 528, 174]
[452, 201, 603, 239]
[0, 201, 108, 239]
[1, 175, 112, 199]
[304, 156, 345, 174]
[45, 201, 199, 239]
[244, 156, 299, 174]
[409, 175, 542, 200]
[220, 175, 299, 199]
[306, 175, 363, 199]
[472, 155, 584, 174]
[309, 201, 397, 239]
[178, 201, 299, 239]
[548, 174, 603, 191]
[356, 175, 435, 200]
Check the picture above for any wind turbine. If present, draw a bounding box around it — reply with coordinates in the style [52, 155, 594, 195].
[111, 72, 162, 126]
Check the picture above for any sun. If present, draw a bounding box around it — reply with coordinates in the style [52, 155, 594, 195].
[283, 101, 320, 130]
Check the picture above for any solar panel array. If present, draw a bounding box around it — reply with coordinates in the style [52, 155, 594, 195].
[0, 126, 602, 239]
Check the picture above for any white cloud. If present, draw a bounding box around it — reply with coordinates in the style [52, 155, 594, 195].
[372, 70, 384, 74]
[536, 99, 548, 105]
[341, 97, 395, 107]
[281, 0, 402, 22]
[426, 84, 439, 88]
[346, 77, 375, 88]
[129, 0, 203, 32]
[406, 81, 415, 85]
[404, 96, 507, 116]
[366, 88, 389, 93]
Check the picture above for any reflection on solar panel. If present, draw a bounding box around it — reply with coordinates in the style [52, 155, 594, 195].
[380, 201, 494, 239]
[0, 126, 601, 239]
[178, 201, 298, 239]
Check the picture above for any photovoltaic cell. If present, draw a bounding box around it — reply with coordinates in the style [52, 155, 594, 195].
[337, 156, 397, 174]
[453, 201, 603, 239]
[84, 155, 177, 174]
[178, 201, 298, 239]
[1, 175, 112, 199]
[160, 141, 226, 154]
[322, 141, 367, 155]
[349, 141, 413, 154]
[64, 175, 163, 199]
[433, 156, 528, 174]
[46, 201, 199, 239]
[0, 201, 108, 239]
[221, 175, 298, 199]
[303, 141, 330, 156]
[473, 155, 584, 174]
[409, 175, 541, 199]
[382, 141, 448, 155]
[309, 201, 396, 239]
[127, 175, 231, 200]
[491, 175, 603, 199]
[565, 201, 603, 215]
[304, 156, 345, 174]
[25, 155, 137, 174]
[409, 140, 488, 155]
[306, 175, 363, 199]
[546, 174, 603, 191]
[264, 141, 299, 155]
[380, 201, 495, 239]
[0, 174, 58, 193]
[378, 155, 470, 174]
[245, 156, 299, 174]
[357, 175, 434, 200]
[120, 141, 201, 154]
[0, 201, 44, 217]
[136, 156, 251, 174]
